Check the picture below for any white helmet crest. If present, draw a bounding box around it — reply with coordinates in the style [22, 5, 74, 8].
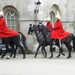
[55, 11, 61, 19]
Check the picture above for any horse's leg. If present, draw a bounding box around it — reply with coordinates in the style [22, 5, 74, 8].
[18, 44, 26, 59]
[41, 45, 47, 58]
[9, 49, 14, 58]
[57, 47, 65, 58]
[61, 50, 65, 56]
[64, 43, 72, 59]
[66, 46, 72, 59]
[34, 41, 44, 58]
[12, 34, 25, 59]
[56, 46, 62, 58]
[19, 32, 28, 50]
[56, 40, 65, 58]
[49, 44, 53, 58]
[7, 44, 17, 59]
[13, 45, 18, 58]
[1, 44, 8, 58]
[34, 44, 41, 58]
[13, 48, 16, 58]
[1, 50, 7, 58]
[7, 44, 15, 59]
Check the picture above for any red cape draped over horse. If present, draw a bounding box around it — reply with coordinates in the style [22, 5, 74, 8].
[51, 20, 70, 39]
[0, 17, 19, 38]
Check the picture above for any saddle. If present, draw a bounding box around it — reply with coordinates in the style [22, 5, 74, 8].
[46, 32, 56, 45]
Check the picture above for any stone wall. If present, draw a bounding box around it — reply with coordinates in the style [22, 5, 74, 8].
[0, 0, 75, 51]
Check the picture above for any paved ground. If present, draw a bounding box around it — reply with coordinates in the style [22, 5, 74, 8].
[0, 52, 75, 75]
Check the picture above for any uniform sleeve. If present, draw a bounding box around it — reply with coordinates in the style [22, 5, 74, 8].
[0, 18, 5, 26]
[46, 23, 52, 29]
[0, 18, 9, 29]
[53, 21, 62, 30]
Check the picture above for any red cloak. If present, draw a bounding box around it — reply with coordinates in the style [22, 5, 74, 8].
[46, 22, 52, 30]
[0, 17, 19, 38]
[51, 20, 70, 39]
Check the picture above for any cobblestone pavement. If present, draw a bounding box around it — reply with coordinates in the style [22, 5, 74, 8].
[0, 52, 75, 75]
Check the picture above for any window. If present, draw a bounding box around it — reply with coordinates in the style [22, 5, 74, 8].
[5, 10, 19, 31]
[50, 11, 55, 25]
[50, 4, 61, 24]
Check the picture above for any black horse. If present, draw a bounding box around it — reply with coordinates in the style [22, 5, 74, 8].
[28, 24, 47, 58]
[28, 24, 64, 58]
[1, 32, 28, 59]
[38, 24, 75, 59]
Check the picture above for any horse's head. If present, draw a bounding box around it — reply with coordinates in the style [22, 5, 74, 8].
[32, 25, 40, 35]
[38, 24, 51, 38]
[38, 24, 44, 33]
[28, 24, 35, 35]
[38, 25, 42, 31]
[38, 24, 51, 33]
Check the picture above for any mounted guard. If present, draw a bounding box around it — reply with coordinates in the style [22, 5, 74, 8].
[0, 11, 19, 38]
[51, 11, 70, 48]
[0, 11, 28, 59]
[51, 11, 70, 40]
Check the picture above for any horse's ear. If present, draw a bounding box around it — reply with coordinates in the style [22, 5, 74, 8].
[29, 24, 33, 27]
[38, 22, 43, 26]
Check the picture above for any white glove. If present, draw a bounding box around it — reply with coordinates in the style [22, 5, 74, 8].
[52, 25, 54, 28]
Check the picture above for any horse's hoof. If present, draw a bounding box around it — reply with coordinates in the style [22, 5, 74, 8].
[44, 55, 47, 58]
[56, 57, 59, 58]
[66, 57, 70, 59]
[49, 56, 53, 59]
[34, 56, 36, 58]
[62, 53, 65, 56]
[66, 56, 71, 59]
[43, 54, 47, 58]
[13, 55, 16, 58]
[6, 56, 10, 59]
[1, 56, 4, 58]
[13, 56, 16, 58]
[56, 56, 60, 58]
[23, 57, 26, 59]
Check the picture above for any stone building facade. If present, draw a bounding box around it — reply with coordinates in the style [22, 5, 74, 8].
[0, 0, 75, 51]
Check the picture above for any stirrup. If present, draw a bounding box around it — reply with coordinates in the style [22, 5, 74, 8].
[59, 39, 62, 48]
[53, 40, 56, 45]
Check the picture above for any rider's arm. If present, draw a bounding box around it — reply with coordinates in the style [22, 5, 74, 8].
[52, 22, 62, 30]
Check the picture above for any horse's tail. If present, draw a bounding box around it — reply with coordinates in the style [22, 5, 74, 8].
[71, 33, 75, 51]
[18, 32, 28, 50]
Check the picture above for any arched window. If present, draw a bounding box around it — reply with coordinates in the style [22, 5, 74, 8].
[50, 4, 61, 24]
[50, 11, 55, 25]
[5, 10, 19, 31]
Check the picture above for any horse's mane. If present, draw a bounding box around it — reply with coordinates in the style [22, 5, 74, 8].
[42, 25, 50, 32]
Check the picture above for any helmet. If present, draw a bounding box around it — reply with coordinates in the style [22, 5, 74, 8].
[0, 11, 4, 16]
[55, 11, 61, 20]
[46, 18, 50, 21]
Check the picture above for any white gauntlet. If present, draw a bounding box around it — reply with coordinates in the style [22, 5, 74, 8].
[52, 25, 54, 28]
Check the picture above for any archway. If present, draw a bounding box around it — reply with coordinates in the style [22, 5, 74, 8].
[49, 4, 61, 24]
[3, 6, 19, 31]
